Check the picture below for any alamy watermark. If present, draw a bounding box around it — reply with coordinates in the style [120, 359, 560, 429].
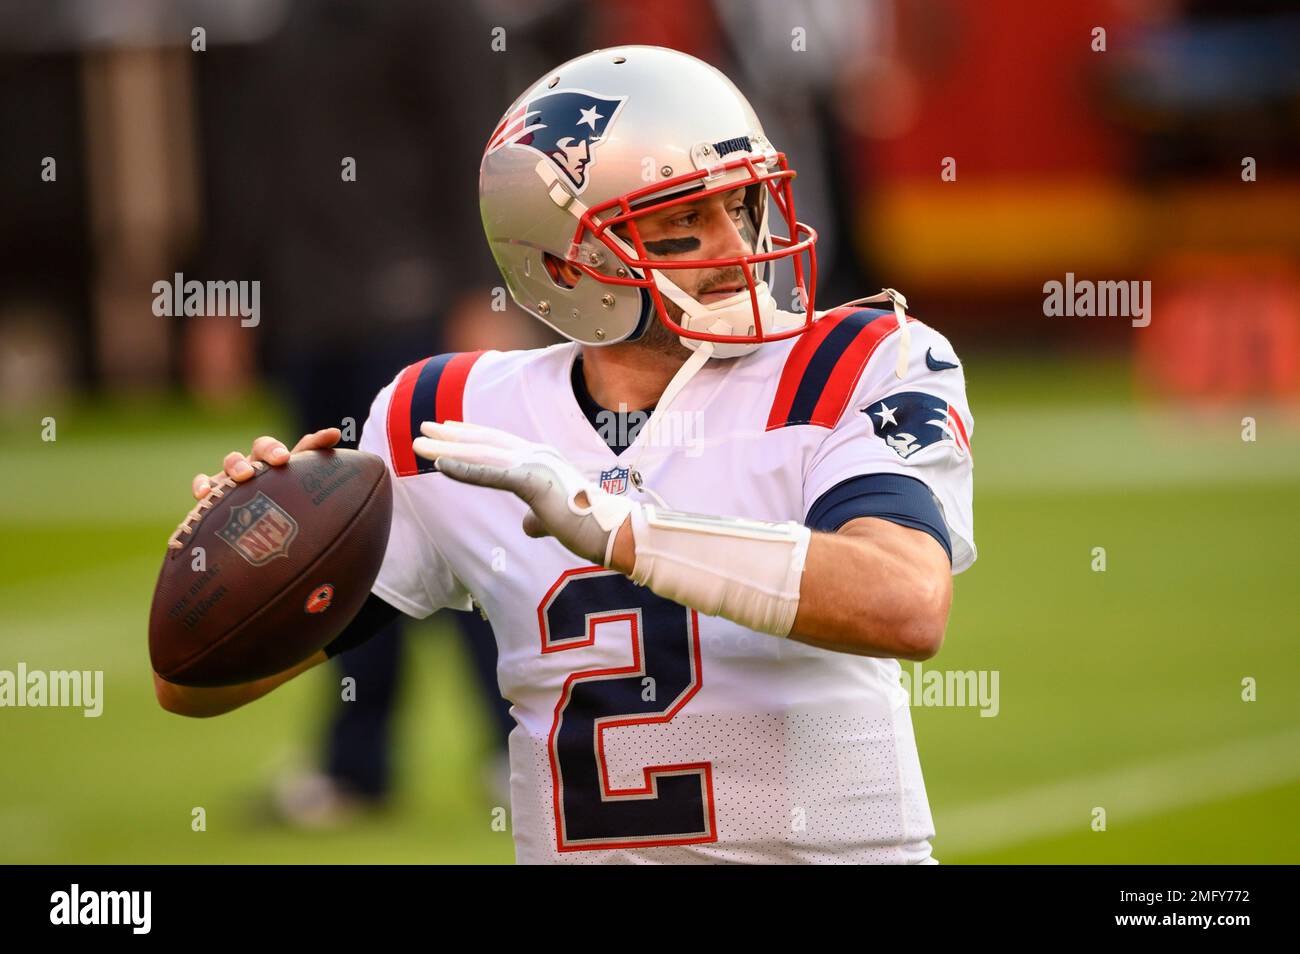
[1043, 272, 1151, 327]
[899, 662, 999, 717]
[152, 272, 260, 327]
[50, 884, 150, 934]
[0, 663, 103, 717]
[594, 406, 705, 457]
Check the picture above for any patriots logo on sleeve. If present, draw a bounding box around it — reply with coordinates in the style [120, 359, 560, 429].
[861, 391, 971, 460]
[485, 89, 627, 192]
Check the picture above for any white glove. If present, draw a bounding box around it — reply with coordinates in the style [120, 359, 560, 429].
[412, 420, 637, 568]
[413, 420, 808, 637]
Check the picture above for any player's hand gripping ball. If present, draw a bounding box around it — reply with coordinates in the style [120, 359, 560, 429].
[149, 430, 392, 687]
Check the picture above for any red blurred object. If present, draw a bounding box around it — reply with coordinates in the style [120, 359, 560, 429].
[1136, 254, 1300, 401]
[863, 0, 1135, 179]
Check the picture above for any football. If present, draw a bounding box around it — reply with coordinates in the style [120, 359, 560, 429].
[149, 449, 393, 687]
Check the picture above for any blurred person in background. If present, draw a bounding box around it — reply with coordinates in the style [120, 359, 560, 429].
[192, 0, 565, 823]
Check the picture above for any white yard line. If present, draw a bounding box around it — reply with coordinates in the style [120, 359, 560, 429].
[934, 724, 1300, 857]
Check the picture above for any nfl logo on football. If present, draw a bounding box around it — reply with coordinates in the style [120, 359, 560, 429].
[216, 492, 299, 566]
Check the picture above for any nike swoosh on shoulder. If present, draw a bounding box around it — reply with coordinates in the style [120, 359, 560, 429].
[925, 348, 959, 371]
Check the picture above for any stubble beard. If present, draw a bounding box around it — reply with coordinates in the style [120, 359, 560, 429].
[630, 298, 696, 361]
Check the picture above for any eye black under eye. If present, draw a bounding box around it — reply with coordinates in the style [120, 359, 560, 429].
[645, 237, 702, 254]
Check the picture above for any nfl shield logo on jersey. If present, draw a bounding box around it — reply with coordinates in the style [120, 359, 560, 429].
[216, 491, 299, 566]
[862, 391, 971, 460]
[599, 466, 630, 495]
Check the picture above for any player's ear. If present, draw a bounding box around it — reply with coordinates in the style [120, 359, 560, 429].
[542, 252, 582, 289]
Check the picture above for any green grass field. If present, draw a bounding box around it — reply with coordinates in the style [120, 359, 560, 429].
[1, 354, 1296, 864]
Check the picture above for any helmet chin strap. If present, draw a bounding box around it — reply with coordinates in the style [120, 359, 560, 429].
[624, 269, 771, 499]
[625, 336, 715, 508]
[651, 269, 797, 360]
[831, 288, 912, 379]
[625, 272, 814, 502]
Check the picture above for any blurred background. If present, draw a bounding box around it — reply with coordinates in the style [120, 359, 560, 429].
[1, 0, 1297, 864]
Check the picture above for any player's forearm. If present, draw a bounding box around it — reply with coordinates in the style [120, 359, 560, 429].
[153, 649, 326, 718]
[610, 516, 950, 659]
[787, 530, 949, 659]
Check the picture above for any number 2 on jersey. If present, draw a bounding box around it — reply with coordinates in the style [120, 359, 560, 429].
[538, 567, 716, 851]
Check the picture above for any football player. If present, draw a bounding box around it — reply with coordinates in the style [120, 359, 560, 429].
[158, 46, 976, 864]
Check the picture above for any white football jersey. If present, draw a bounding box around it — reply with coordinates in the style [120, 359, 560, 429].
[357, 306, 976, 864]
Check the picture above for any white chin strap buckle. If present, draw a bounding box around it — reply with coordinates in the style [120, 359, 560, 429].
[655, 272, 778, 338]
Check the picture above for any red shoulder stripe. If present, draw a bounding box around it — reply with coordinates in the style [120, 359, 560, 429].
[385, 351, 486, 477]
[766, 307, 908, 430]
[434, 350, 483, 425]
[808, 315, 905, 429]
[386, 357, 430, 478]
[766, 306, 859, 429]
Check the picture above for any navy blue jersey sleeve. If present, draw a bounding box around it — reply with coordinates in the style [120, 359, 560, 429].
[804, 473, 952, 564]
[323, 592, 404, 659]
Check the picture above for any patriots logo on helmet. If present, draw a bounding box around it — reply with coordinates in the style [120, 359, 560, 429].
[485, 89, 627, 193]
[861, 391, 971, 460]
[599, 466, 630, 495]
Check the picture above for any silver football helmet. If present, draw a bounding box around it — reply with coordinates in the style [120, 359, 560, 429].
[479, 45, 818, 358]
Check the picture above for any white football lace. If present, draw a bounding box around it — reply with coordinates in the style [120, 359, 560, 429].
[166, 460, 267, 550]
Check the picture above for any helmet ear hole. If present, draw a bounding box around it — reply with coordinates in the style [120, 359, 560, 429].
[542, 251, 582, 289]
